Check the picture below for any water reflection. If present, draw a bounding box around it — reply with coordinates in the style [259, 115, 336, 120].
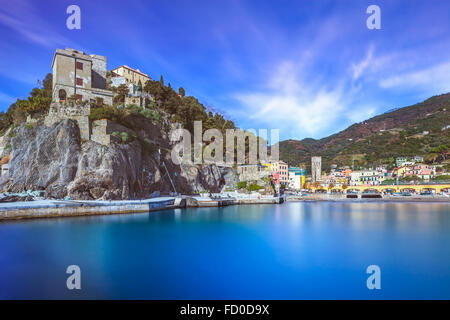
[0, 201, 449, 299]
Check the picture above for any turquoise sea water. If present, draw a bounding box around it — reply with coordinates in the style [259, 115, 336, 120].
[0, 201, 449, 299]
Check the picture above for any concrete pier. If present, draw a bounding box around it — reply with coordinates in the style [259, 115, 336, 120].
[0, 197, 179, 221]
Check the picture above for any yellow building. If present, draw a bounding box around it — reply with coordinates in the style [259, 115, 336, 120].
[261, 162, 272, 171]
[111, 65, 150, 86]
[394, 166, 409, 178]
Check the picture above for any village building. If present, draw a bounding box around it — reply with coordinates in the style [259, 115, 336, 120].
[237, 164, 269, 182]
[288, 167, 306, 190]
[349, 170, 380, 186]
[109, 66, 154, 107]
[267, 160, 289, 185]
[111, 65, 150, 86]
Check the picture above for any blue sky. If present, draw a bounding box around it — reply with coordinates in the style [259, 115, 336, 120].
[1, 0, 450, 141]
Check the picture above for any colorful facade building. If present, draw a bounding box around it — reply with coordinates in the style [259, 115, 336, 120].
[393, 166, 409, 178]
[262, 160, 289, 185]
[350, 170, 381, 186]
[359, 170, 380, 185]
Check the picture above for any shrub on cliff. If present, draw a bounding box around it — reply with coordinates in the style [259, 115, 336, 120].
[111, 131, 131, 143]
[237, 181, 247, 189]
[247, 183, 263, 192]
[143, 78, 235, 134]
[127, 104, 161, 122]
[89, 105, 125, 122]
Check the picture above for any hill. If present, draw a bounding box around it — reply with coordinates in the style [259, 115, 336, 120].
[278, 93, 450, 172]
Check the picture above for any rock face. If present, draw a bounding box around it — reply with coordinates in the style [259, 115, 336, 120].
[0, 127, 12, 159]
[66, 139, 143, 200]
[5, 120, 81, 198]
[1, 115, 238, 200]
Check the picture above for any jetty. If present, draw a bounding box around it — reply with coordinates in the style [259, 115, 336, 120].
[0, 197, 182, 221]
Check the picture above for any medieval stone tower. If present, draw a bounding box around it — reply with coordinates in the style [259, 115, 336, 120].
[311, 156, 322, 183]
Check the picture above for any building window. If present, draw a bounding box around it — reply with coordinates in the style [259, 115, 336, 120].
[76, 94, 83, 101]
[58, 89, 67, 102]
[76, 62, 83, 70]
[76, 78, 83, 86]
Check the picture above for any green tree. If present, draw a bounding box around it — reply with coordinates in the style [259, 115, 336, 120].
[14, 73, 53, 116]
[113, 84, 129, 105]
[178, 87, 185, 97]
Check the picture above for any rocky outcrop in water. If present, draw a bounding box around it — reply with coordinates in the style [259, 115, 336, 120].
[0, 114, 237, 200]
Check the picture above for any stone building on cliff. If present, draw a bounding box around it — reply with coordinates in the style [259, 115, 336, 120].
[45, 48, 116, 141]
[51, 48, 113, 104]
[45, 48, 154, 141]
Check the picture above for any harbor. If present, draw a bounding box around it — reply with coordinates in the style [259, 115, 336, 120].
[2, 190, 450, 221]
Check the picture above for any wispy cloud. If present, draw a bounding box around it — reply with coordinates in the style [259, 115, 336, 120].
[0, 0, 76, 48]
[233, 60, 358, 139]
[352, 45, 374, 81]
[379, 61, 450, 93]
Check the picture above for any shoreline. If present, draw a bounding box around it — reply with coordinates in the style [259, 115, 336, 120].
[287, 194, 450, 202]
[0, 194, 449, 221]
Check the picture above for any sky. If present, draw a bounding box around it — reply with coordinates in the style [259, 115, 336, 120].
[1, 0, 450, 141]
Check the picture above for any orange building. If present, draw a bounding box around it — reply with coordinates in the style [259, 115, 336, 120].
[270, 161, 289, 185]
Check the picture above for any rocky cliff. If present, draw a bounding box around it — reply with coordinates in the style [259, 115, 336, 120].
[0, 114, 237, 200]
